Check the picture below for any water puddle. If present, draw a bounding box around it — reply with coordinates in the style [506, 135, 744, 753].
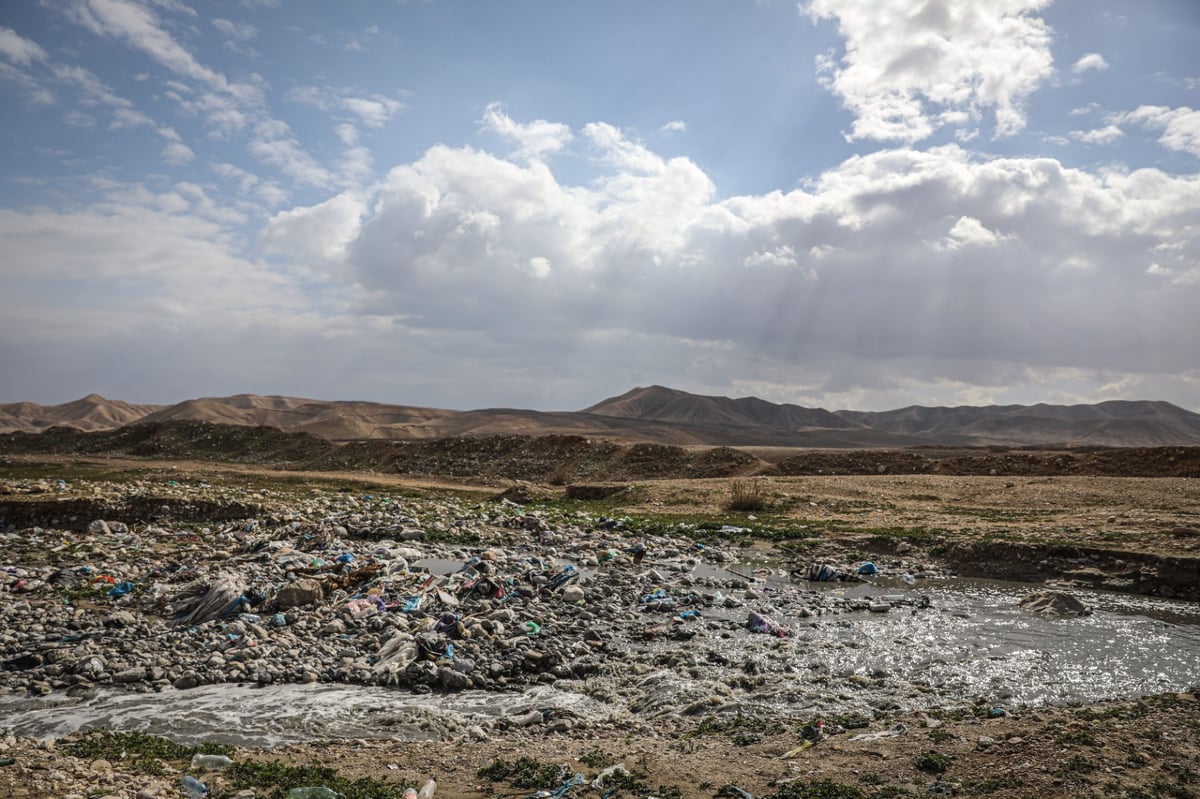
[1, 572, 1196, 747]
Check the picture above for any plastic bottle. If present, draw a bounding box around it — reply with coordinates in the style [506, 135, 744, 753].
[402, 788, 418, 799]
[417, 778, 437, 799]
[180, 775, 208, 798]
[287, 788, 345, 799]
[190, 753, 234, 770]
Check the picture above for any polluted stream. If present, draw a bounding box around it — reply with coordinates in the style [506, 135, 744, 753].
[3, 568, 1198, 747]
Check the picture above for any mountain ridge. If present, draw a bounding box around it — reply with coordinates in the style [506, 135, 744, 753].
[3, 387, 1199, 448]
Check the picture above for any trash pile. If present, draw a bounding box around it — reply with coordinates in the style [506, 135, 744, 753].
[0, 478, 939, 706]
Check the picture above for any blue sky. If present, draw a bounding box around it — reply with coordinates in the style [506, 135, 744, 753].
[1, 0, 1198, 412]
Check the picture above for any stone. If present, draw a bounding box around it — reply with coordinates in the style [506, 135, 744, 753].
[276, 578, 324, 609]
[1019, 590, 1089, 617]
[173, 672, 200, 690]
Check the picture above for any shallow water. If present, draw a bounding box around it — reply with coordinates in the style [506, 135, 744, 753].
[2, 576, 1196, 747]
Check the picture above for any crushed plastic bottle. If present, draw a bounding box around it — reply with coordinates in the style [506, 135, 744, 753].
[190, 753, 233, 770]
[180, 775, 208, 798]
[417, 778, 437, 799]
[287, 788, 345, 799]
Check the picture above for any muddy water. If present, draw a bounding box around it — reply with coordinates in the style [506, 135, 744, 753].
[2, 576, 1197, 747]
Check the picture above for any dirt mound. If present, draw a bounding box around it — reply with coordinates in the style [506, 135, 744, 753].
[772, 446, 1200, 477]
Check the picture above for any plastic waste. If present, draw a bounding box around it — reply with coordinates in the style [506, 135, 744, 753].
[180, 775, 208, 798]
[848, 723, 908, 742]
[856, 561, 879, 576]
[901, 573, 917, 586]
[747, 611, 789, 637]
[417, 778, 437, 799]
[590, 764, 629, 789]
[107, 581, 134, 597]
[521, 621, 541, 636]
[287, 788, 345, 799]
[403, 789, 418, 799]
[190, 754, 233, 770]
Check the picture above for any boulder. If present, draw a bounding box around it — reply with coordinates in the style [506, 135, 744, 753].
[276, 578, 324, 609]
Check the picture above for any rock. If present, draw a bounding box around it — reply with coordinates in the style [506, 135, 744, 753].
[113, 667, 145, 684]
[1019, 590, 1089, 617]
[86, 520, 111, 535]
[173, 672, 201, 690]
[561, 585, 585, 603]
[439, 667, 471, 691]
[276, 579, 324, 609]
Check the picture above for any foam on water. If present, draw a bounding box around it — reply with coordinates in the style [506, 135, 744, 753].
[0, 683, 614, 747]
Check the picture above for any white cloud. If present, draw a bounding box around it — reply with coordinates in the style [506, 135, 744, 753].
[335, 123, 358, 146]
[0, 26, 48, 66]
[249, 119, 333, 186]
[659, 120, 687, 134]
[1114, 105, 1200, 158]
[67, 0, 247, 97]
[804, 0, 1055, 142]
[212, 161, 261, 194]
[1070, 124, 1125, 145]
[340, 95, 404, 127]
[1072, 53, 1109, 73]
[939, 215, 1007, 249]
[261, 192, 366, 266]
[288, 86, 406, 128]
[212, 18, 257, 42]
[161, 140, 195, 165]
[262, 115, 1193, 407]
[480, 102, 573, 161]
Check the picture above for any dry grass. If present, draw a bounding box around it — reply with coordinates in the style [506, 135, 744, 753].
[727, 478, 767, 511]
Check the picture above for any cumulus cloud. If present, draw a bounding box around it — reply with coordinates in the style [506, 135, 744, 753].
[804, 0, 1055, 142]
[261, 191, 366, 266]
[1114, 105, 1200, 158]
[1072, 53, 1109, 73]
[1070, 124, 1124, 145]
[480, 102, 573, 161]
[271, 115, 1198, 399]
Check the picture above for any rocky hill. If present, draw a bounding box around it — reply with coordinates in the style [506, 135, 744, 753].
[3, 388, 1199, 448]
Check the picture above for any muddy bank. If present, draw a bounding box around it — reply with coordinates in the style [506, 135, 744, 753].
[939, 540, 1200, 600]
[855, 535, 1200, 601]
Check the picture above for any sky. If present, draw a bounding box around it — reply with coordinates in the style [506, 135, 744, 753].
[1, 0, 1199, 413]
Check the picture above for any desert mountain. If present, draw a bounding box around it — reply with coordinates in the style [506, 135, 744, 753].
[585, 385, 856, 430]
[0, 394, 164, 433]
[2, 388, 1199, 448]
[836, 400, 1200, 447]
